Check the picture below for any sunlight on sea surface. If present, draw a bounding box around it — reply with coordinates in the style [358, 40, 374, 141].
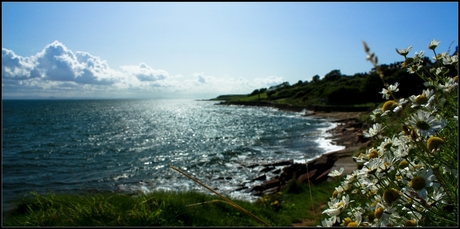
[2, 99, 341, 209]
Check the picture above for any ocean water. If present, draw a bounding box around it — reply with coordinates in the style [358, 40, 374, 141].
[2, 99, 343, 211]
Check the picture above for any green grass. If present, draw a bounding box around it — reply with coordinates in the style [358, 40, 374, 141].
[3, 179, 342, 226]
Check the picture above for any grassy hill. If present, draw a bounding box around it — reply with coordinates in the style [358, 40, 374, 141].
[211, 59, 445, 112]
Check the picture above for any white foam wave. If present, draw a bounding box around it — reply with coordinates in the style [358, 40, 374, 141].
[314, 121, 345, 153]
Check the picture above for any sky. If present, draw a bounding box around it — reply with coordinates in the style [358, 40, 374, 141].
[2, 2, 458, 100]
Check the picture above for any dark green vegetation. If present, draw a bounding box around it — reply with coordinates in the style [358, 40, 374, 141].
[212, 57, 456, 111]
[3, 179, 342, 226]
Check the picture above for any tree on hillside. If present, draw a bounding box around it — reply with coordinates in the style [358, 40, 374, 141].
[323, 69, 342, 81]
[312, 75, 320, 82]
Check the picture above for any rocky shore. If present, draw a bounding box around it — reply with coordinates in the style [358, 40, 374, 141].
[234, 111, 371, 196]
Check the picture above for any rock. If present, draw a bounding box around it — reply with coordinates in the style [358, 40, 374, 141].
[297, 169, 317, 183]
[271, 159, 293, 166]
[315, 168, 332, 183]
[260, 166, 274, 173]
[263, 178, 281, 190]
[243, 113, 370, 198]
[234, 186, 248, 191]
[248, 185, 265, 195]
[312, 155, 329, 167]
[272, 169, 281, 174]
[252, 174, 266, 181]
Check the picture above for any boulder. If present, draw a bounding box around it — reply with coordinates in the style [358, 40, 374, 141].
[251, 174, 267, 181]
[297, 169, 317, 183]
[315, 168, 332, 183]
[263, 178, 281, 190]
[260, 166, 275, 173]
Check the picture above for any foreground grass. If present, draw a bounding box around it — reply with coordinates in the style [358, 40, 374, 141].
[3, 178, 342, 226]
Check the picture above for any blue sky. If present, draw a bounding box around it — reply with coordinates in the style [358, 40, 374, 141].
[2, 2, 458, 99]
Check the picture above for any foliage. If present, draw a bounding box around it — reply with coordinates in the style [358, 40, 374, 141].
[3, 179, 343, 226]
[320, 39, 458, 227]
[214, 56, 442, 108]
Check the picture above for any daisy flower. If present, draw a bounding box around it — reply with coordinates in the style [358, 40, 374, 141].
[409, 89, 435, 108]
[323, 194, 351, 223]
[321, 217, 335, 227]
[379, 82, 399, 100]
[363, 157, 381, 172]
[408, 110, 446, 138]
[428, 186, 448, 207]
[328, 167, 344, 177]
[370, 108, 383, 121]
[381, 98, 408, 116]
[372, 203, 402, 227]
[442, 52, 458, 65]
[437, 77, 458, 93]
[396, 45, 412, 57]
[428, 39, 440, 50]
[413, 50, 425, 63]
[405, 168, 440, 200]
[345, 210, 362, 227]
[363, 123, 384, 138]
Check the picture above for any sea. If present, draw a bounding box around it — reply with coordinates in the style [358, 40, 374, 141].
[2, 99, 344, 212]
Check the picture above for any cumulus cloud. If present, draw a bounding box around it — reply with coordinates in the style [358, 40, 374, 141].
[2, 48, 38, 80]
[2, 41, 120, 87]
[120, 62, 169, 82]
[2, 40, 287, 99]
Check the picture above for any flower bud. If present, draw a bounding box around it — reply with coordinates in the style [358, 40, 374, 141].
[368, 149, 379, 160]
[427, 136, 444, 151]
[382, 100, 398, 112]
[414, 94, 428, 105]
[383, 188, 399, 205]
[399, 159, 409, 169]
[374, 207, 384, 219]
[410, 176, 426, 190]
[348, 222, 359, 227]
[404, 219, 417, 226]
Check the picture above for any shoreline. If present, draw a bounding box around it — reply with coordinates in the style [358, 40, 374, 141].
[244, 110, 371, 196]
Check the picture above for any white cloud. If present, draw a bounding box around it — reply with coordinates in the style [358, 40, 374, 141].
[2, 48, 38, 80]
[253, 75, 285, 88]
[119, 62, 169, 82]
[2, 40, 286, 99]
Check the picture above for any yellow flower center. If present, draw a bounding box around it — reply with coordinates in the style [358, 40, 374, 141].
[374, 207, 384, 219]
[402, 125, 411, 135]
[332, 190, 338, 198]
[410, 176, 426, 191]
[415, 94, 428, 104]
[415, 120, 430, 130]
[347, 222, 359, 227]
[427, 136, 444, 151]
[342, 217, 352, 227]
[453, 75, 458, 82]
[383, 142, 392, 150]
[368, 149, 379, 160]
[382, 100, 398, 112]
[383, 188, 399, 205]
[399, 160, 409, 169]
[337, 202, 344, 208]
[402, 58, 414, 67]
[404, 219, 417, 226]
